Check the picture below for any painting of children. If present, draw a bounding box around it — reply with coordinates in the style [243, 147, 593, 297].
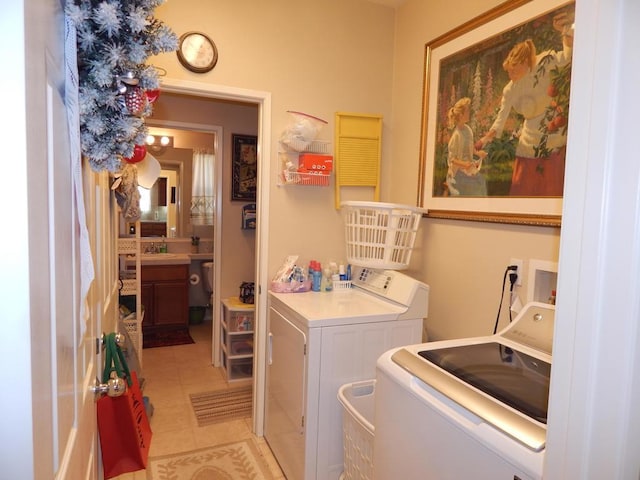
[429, 2, 575, 199]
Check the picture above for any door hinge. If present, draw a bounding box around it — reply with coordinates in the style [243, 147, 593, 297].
[303, 344, 307, 355]
[301, 415, 305, 428]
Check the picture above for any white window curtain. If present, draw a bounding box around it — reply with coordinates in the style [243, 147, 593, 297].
[191, 148, 215, 225]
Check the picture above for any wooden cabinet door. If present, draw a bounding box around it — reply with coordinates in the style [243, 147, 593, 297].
[153, 281, 189, 326]
[141, 264, 188, 329]
[141, 282, 154, 326]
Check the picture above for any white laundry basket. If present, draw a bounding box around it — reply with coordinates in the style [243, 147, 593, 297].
[338, 380, 376, 480]
[341, 201, 427, 270]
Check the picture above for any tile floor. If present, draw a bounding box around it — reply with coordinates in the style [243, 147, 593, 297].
[115, 322, 284, 479]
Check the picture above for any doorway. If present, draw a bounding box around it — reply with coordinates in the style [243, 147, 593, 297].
[150, 79, 271, 435]
[143, 123, 219, 331]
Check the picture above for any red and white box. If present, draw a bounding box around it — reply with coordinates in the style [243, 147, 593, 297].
[298, 153, 333, 173]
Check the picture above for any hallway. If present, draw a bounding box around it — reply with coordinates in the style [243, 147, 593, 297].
[115, 322, 284, 479]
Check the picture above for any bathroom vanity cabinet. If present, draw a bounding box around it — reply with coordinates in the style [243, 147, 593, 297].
[141, 264, 189, 330]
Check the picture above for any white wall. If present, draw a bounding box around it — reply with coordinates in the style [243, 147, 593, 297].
[1, 1, 35, 477]
[545, 0, 640, 476]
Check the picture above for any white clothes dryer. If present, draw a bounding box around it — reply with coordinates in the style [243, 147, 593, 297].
[265, 266, 429, 480]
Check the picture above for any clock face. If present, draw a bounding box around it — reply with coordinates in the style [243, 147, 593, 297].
[177, 32, 218, 73]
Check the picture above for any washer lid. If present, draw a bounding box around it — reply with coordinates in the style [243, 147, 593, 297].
[418, 342, 550, 424]
[391, 346, 548, 452]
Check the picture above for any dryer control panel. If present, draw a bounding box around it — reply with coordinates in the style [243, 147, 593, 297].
[352, 266, 429, 318]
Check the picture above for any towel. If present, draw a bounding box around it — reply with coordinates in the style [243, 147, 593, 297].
[65, 16, 95, 330]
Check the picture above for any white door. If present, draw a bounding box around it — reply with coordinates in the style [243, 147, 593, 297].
[265, 305, 307, 480]
[33, 3, 112, 479]
[1, 1, 116, 478]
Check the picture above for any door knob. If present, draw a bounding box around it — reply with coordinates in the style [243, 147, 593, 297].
[99, 332, 126, 349]
[96, 332, 126, 354]
[91, 376, 127, 399]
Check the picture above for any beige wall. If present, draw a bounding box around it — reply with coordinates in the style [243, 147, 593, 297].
[153, 0, 562, 340]
[153, 0, 396, 279]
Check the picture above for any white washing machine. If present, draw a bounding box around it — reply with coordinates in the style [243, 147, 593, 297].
[374, 302, 554, 480]
[265, 266, 429, 480]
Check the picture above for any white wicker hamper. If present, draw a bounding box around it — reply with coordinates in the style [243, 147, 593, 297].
[338, 380, 376, 480]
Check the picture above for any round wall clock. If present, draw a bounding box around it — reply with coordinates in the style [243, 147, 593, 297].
[176, 32, 218, 73]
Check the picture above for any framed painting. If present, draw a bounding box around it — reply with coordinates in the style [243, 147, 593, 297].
[231, 134, 257, 201]
[418, 0, 575, 226]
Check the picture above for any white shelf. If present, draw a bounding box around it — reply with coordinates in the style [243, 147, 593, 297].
[118, 221, 142, 366]
[277, 145, 333, 187]
[278, 170, 331, 186]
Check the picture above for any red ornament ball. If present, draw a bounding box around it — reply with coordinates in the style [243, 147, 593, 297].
[123, 144, 147, 164]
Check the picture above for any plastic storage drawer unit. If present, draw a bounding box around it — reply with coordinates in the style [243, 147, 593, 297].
[220, 297, 255, 382]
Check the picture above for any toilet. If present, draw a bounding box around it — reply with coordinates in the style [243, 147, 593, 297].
[201, 262, 214, 306]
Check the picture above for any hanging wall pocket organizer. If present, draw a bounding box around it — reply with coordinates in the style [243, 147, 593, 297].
[242, 203, 257, 229]
[277, 140, 333, 187]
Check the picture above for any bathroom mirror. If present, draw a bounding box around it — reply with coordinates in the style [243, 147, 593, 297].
[139, 127, 216, 238]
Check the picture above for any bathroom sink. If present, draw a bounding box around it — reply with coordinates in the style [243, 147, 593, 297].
[139, 253, 191, 265]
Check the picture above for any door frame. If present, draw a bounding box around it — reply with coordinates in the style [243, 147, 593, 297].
[159, 78, 271, 435]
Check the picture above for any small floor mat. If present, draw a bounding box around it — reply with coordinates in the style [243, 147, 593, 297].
[146, 439, 273, 480]
[143, 327, 195, 349]
[190, 385, 252, 426]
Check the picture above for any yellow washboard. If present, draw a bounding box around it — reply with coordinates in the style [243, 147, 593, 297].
[334, 112, 382, 208]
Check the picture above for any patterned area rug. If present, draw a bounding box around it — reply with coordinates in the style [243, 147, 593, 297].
[190, 385, 252, 426]
[143, 327, 195, 349]
[146, 439, 274, 480]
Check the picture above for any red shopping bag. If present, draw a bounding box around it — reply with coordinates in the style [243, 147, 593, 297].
[97, 333, 152, 479]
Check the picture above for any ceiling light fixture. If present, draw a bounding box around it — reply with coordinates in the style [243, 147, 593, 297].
[145, 134, 174, 148]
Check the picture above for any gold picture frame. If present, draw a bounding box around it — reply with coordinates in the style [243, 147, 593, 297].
[418, 0, 575, 227]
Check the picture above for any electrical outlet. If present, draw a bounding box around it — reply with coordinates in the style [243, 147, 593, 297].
[509, 258, 523, 286]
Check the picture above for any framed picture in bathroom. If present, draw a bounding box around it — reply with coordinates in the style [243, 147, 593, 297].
[231, 134, 257, 201]
[417, 0, 574, 227]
